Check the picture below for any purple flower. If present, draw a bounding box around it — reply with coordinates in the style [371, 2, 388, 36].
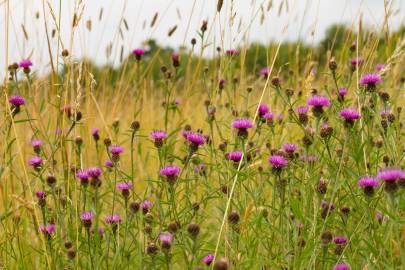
[39, 224, 55, 234]
[9, 95, 25, 106]
[218, 78, 226, 89]
[338, 88, 347, 97]
[307, 95, 331, 108]
[132, 48, 145, 60]
[268, 155, 288, 169]
[105, 214, 121, 224]
[358, 177, 379, 188]
[263, 112, 274, 122]
[360, 74, 382, 87]
[35, 191, 46, 199]
[150, 130, 168, 140]
[31, 139, 43, 148]
[91, 128, 100, 140]
[80, 211, 95, 221]
[109, 145, 124, 155]
[159, 232, 173, 244]
[202, 253, 215, 265]
[350, 57, 363, 67]
[375, 63, 385, 71]
[160, 165, 181, 177]
[377, 168, 405, 182]
[259, 67, 270, 78]
[76, 170, 89, 181]
[28, 156, 43, 168]
[141, 200, 153, 213]
[225, 49, 238, 56]
[296, 106, 308, 114]
[333, 236, 347, 245]
[258, 103, 269, 116]
[116, 182, 133, 190]
[225, 151, 243, 162]
[105, 160, 114, 168]
[19, 59, 32, 68]
[186, 132, 206, 146]
[87, 167, 102, 179]
[283, 143, 297, 153]
[232, 119, 253, 129]
[340, 108, 360, 121]
[333, 263, 350, 270]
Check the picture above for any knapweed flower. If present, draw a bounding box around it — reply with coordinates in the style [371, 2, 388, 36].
[116, 182, 133, 197]
[333, 236, 347, 245]
[28, 156, 43, 170]
[109, 145, 124, 162]
[150, 130, 168, 148]
[19, 59, 33, 68]
[36, 191, 46, 207]
[225, 151, 243, 162]
[307, 95, 331, 116]
[171, 53, 180, 67]
[375, 63, 385, 72]
[31, 139, 43, 153]
[91, 128, 100, 141]
[259, 67, 270, 78]
[349, 57, 363, 69]
[377, 168, 405, 193]
[232, 118, 253, 138]
[358, 177, 379, 196]
[263, 112, 275, 124]
[338, 88, 347, 102]
[334, 263, 350, 270]
[202, 253, 215, 266]
[296, 106, 309, 124]
[105, 160, 113, 168]
[218, 78, 225, 89]
[9, 95, 25, 106]
[80, 211, 95, 228]
[339, 108, 360, 126]
[186, 132, 206, 152]
[283, 143, 297, 153]
[360, 73, 382, 91]
[87, 167, 102, 187]
[225, 49, 238, 56]
[320, 200, 335, 218]
[268, 155, 288, 173]
[258, 103, 269, 117]
[76, 170, 90, 186]
[39, 224, 55, 235]
[105, 214, 121, 224]
[160, 165, 181, 185]
[159, 232, 173, 250]
[141, 200, 153, 214]
[132, 48, 145, 60]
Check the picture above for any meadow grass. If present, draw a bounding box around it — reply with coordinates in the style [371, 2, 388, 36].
[1, 1, 405, 269]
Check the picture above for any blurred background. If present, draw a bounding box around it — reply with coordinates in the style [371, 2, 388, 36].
[1, 0, 404, 76]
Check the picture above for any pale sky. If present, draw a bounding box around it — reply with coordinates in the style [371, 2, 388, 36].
[0, 0, 404, 76]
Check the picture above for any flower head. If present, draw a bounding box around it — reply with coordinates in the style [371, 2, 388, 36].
[31, 139, 43, 148]
[225, 151, 243, 162]
[268, 155, 288, 169]
[28, 156, 43, 169]
[91, 128, 100, 140]
[358, 177, 379, 188]
[80, 211, 95, 221]
[258, 103, 269, 116]
[105, 160, 114, 168]
[202, 253, 215, 265]
[259, 67, 270, 78]
[109, 145, 124, 155]
[340, 108, 360, 122]
[159, 232, 173, 244]
[19, 59, 32, 68]
[186, 132, 206, 146]
[105, 214, 121, 224]
[283, 143, 297, 153]
[76, 170, 89, 181]
[35, 191, 46, 199]
[296, 106, 308, 114]
[225, 49, 238, 56]
[375, 63, 385, 72]
[333, 263, 350, 270]
[132, 48, 145, 60]
[87, 167, 102, 179]
[307, 95, 331, 108]
[338, 88, 348, 97]
[360, 74, 382, 88]
[116, 182, 133, 190]
[350, 57, 363, 67]
[141, 200, 153, 213]
[9, 95, 25, 106]
[150, 130, 168, 140]
[232, 119, 253, 129]
[377, 168, 405, 182]
[333, 236, 347, 245]
[39, 224, 55, 234]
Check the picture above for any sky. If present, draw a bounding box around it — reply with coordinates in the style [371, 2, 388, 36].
[0, 0, 404, 76]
